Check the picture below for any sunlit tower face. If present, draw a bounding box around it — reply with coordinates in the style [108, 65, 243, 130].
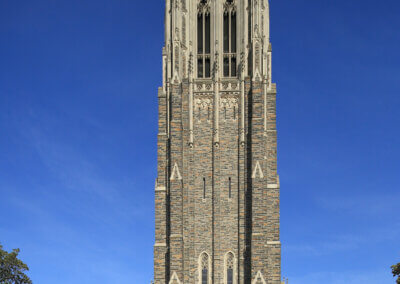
[154, 1, 280, 283]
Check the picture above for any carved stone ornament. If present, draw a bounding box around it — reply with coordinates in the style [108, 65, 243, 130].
[220, 97, 239, 109]
[214, 52, 220, 76]
[240, 52, 245, 74]
[195, 97, 214, 109]
[224, 0, 236, 12]
[198, 0, 210, 14]
[182, 16, 186, 44]
[255, 43, 261, 70]
[188, 53, 193, 75]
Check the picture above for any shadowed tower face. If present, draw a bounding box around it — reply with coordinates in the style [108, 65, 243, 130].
[154, 0, 281, 283]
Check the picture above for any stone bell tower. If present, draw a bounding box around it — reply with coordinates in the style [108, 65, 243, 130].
[154, 0, 281, 283]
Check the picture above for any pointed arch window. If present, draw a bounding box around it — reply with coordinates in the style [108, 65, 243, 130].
[225, 252, 235, 284]
[223, 0, 237, 77]
[198, 0, 211, 78]
[200, 252, 209, 284]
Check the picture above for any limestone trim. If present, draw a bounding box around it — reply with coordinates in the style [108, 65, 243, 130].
[266, 241, 281, 245]
[170, 163, 183, 181]
[154, 242, 167, 247]
[155, 186, 167, 192]
[252, 271, 267, 284]
[266, 184, 279, 189]
[252, 161, 264, 179]
[267, 175, 280, 189]
[169, 271, 182, 284]
[170, 234, 183, 238]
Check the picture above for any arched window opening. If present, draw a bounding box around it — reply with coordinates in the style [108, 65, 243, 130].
[226, 252, 234, 284]
[198, 0, 211, 78]
[223, 1, 237, 77]
[200, 253, 209, 284]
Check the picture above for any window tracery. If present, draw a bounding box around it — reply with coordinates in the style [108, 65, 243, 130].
[225, 252, 235, 284]
[200, 252, 209, 284]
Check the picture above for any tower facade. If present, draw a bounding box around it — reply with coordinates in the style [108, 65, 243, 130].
[154, 0, 280, 283]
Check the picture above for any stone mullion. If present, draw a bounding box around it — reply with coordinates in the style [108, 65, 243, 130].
[250, 81, 268, 280]
[169, 83, 184, 282]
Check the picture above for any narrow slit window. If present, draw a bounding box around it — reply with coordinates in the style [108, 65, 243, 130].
[229, 177, 232, 199]
[203, 178, 206, 199]
[198, 107, 202, 121]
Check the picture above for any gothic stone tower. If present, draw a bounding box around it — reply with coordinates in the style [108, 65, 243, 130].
[154, 0, 280, 283]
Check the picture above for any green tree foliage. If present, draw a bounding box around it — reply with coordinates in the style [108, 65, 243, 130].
[392, 263, 400, 284]
[0, 244, 32, 284]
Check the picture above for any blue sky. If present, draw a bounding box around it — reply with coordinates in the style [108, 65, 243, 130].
[0, 0, 399, 283]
